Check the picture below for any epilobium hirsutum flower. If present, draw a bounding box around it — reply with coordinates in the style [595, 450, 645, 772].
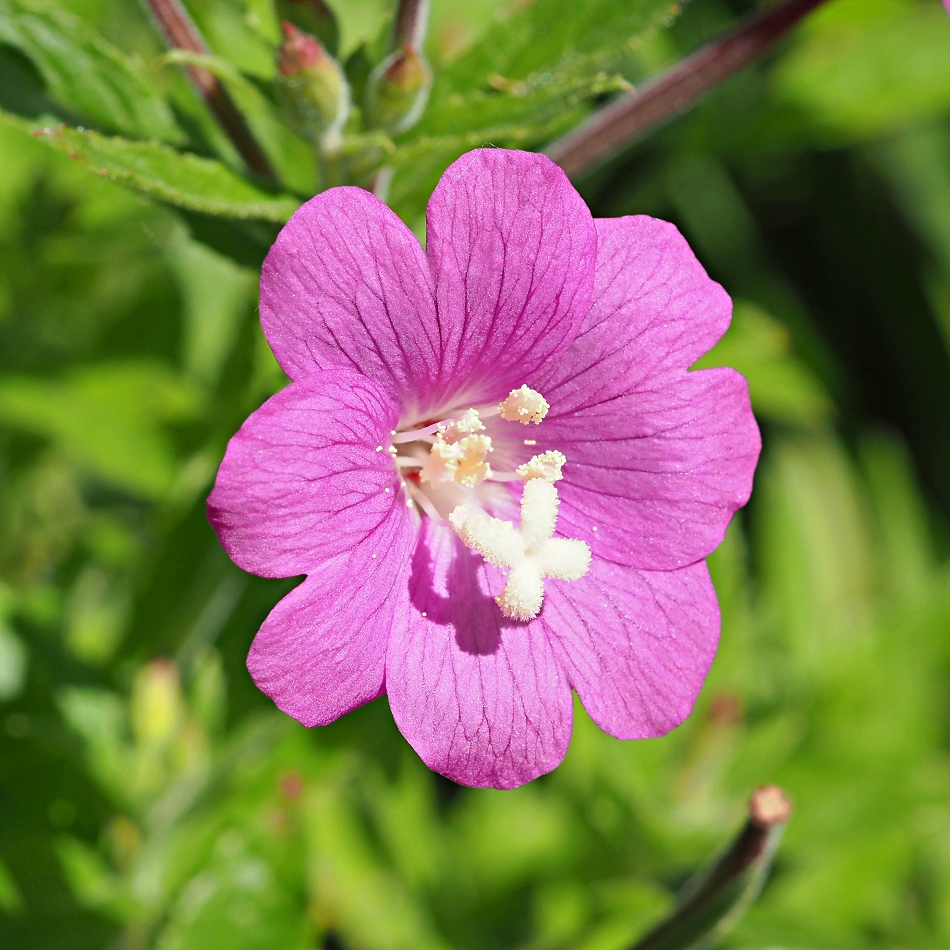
[208, 149, 760, 789]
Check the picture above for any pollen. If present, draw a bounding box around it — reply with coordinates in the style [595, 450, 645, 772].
[440, 408, 485, 442]
[449, 479, 590, 621]
[516, 449, 566, 483]
[420, 431, 493, 487]
[498, 385, 549, 425]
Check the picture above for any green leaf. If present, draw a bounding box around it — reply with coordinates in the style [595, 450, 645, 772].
[152, 834, 311, 950]
[169, 229, 257, 387]
[0, 618, 27, 701]
[694, 301, 831, 428]
[0, 0, 182, 141]
[304, 777, 448, 950]
[158, 50, 317, 195]
[58, 688, 131, 803]
[16, 118, 301, 222]
[0, 360, 203, 500]
[389, 0, 679, 215]
[772, 0, 950, 140]
[55, 836, 133, 920]
[0, 859, 23, 915]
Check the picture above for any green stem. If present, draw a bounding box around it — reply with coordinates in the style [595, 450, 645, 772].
[629, 786, 792, 950]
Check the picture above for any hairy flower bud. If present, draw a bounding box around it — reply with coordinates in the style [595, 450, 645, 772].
[275, 22, 350, 144]
[275, 0, 338, 53]
[363, 45, 432, 135]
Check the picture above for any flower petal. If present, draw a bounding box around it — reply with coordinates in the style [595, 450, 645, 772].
[537, 216, 760, 570]
[539, 559, 719, 740]
[539, 216, 733, 408]
[548, 368, 759, 570]
[259, 187, 440, 411]
[248, 507, 415, 727]
[208, 370, 406, 578]
[425, 149, 596, 407]
[386, 522, 573, 789]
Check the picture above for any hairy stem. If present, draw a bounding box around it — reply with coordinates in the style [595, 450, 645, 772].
[546, 0, 830, 177]
[392, 0, 430, 50]
[143, 0, 277, 181]
[630, 786, 792, 950]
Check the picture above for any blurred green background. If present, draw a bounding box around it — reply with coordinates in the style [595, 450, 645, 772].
[1, 0, 949, 947]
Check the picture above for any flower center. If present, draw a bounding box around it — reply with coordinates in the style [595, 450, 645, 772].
[389, 386, 589, 621]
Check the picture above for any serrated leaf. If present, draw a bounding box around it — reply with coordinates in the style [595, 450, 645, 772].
[158, 50, 317, 195]
[389, 0, 680, 216]
[19, 119, 300, 221]
[421, 0, 675, 134]
[0, 0, 182, 141]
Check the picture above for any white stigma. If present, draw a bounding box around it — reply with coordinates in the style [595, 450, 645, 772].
[516, 449, 565, 483]
[498, 385, 549, 424]
[449, 480, 590, 621]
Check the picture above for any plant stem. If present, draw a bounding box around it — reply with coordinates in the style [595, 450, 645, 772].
[143, 0, 277, 181]
[546, 0, 830, 177]
[392, 0, 429, 50]
[630, 786, 792, 950]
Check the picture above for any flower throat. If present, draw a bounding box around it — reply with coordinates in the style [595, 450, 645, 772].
[387, 386, 590, 621]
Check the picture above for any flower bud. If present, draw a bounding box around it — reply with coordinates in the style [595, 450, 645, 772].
[275, 22, 350, 144]
[363, 45, 432, 135]
[274, 0, 339, 54]
[131, 659, 182, 747]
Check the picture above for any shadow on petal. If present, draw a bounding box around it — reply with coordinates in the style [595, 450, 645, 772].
[408, 521, 508, 657]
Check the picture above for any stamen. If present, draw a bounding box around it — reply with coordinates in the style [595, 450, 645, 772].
[392, 422, 443, 444]
[420, 432, 492, 487]
[407, 482, 445, 524]
[516, 450, 565, 483]
[449, 480, 590, 621]
[498, 385, 549, 425]
[440, 408, 485, 442]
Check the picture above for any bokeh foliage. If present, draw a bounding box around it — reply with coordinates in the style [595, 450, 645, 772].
[1, 0, 949, 948]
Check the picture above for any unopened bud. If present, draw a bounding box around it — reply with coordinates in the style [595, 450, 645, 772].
[131, 659, 182, 746]
[275, 0, 339, 54]
[364, 45, 432, 135]
[275, 22, 350, 144]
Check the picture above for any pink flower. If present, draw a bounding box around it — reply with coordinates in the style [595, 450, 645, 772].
[208, 149, 760, 789]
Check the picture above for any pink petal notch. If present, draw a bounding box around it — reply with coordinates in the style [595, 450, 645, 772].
[259, 187, 440, 412]
[538, 216, 761, 571]
[425, 149, 597, 407]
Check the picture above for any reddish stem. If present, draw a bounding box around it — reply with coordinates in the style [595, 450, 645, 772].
[143, 0, 277, 181]
[393, 0, 429, 51]
[546, 0, 830, 177]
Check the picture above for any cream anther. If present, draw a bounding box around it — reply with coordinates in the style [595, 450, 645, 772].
[498, 385, 549, 425]
[516, 450, 566, 483]
[420, 432, 492, 487]
[449, 480, 590, 621]
[440, 408, 485, 442]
